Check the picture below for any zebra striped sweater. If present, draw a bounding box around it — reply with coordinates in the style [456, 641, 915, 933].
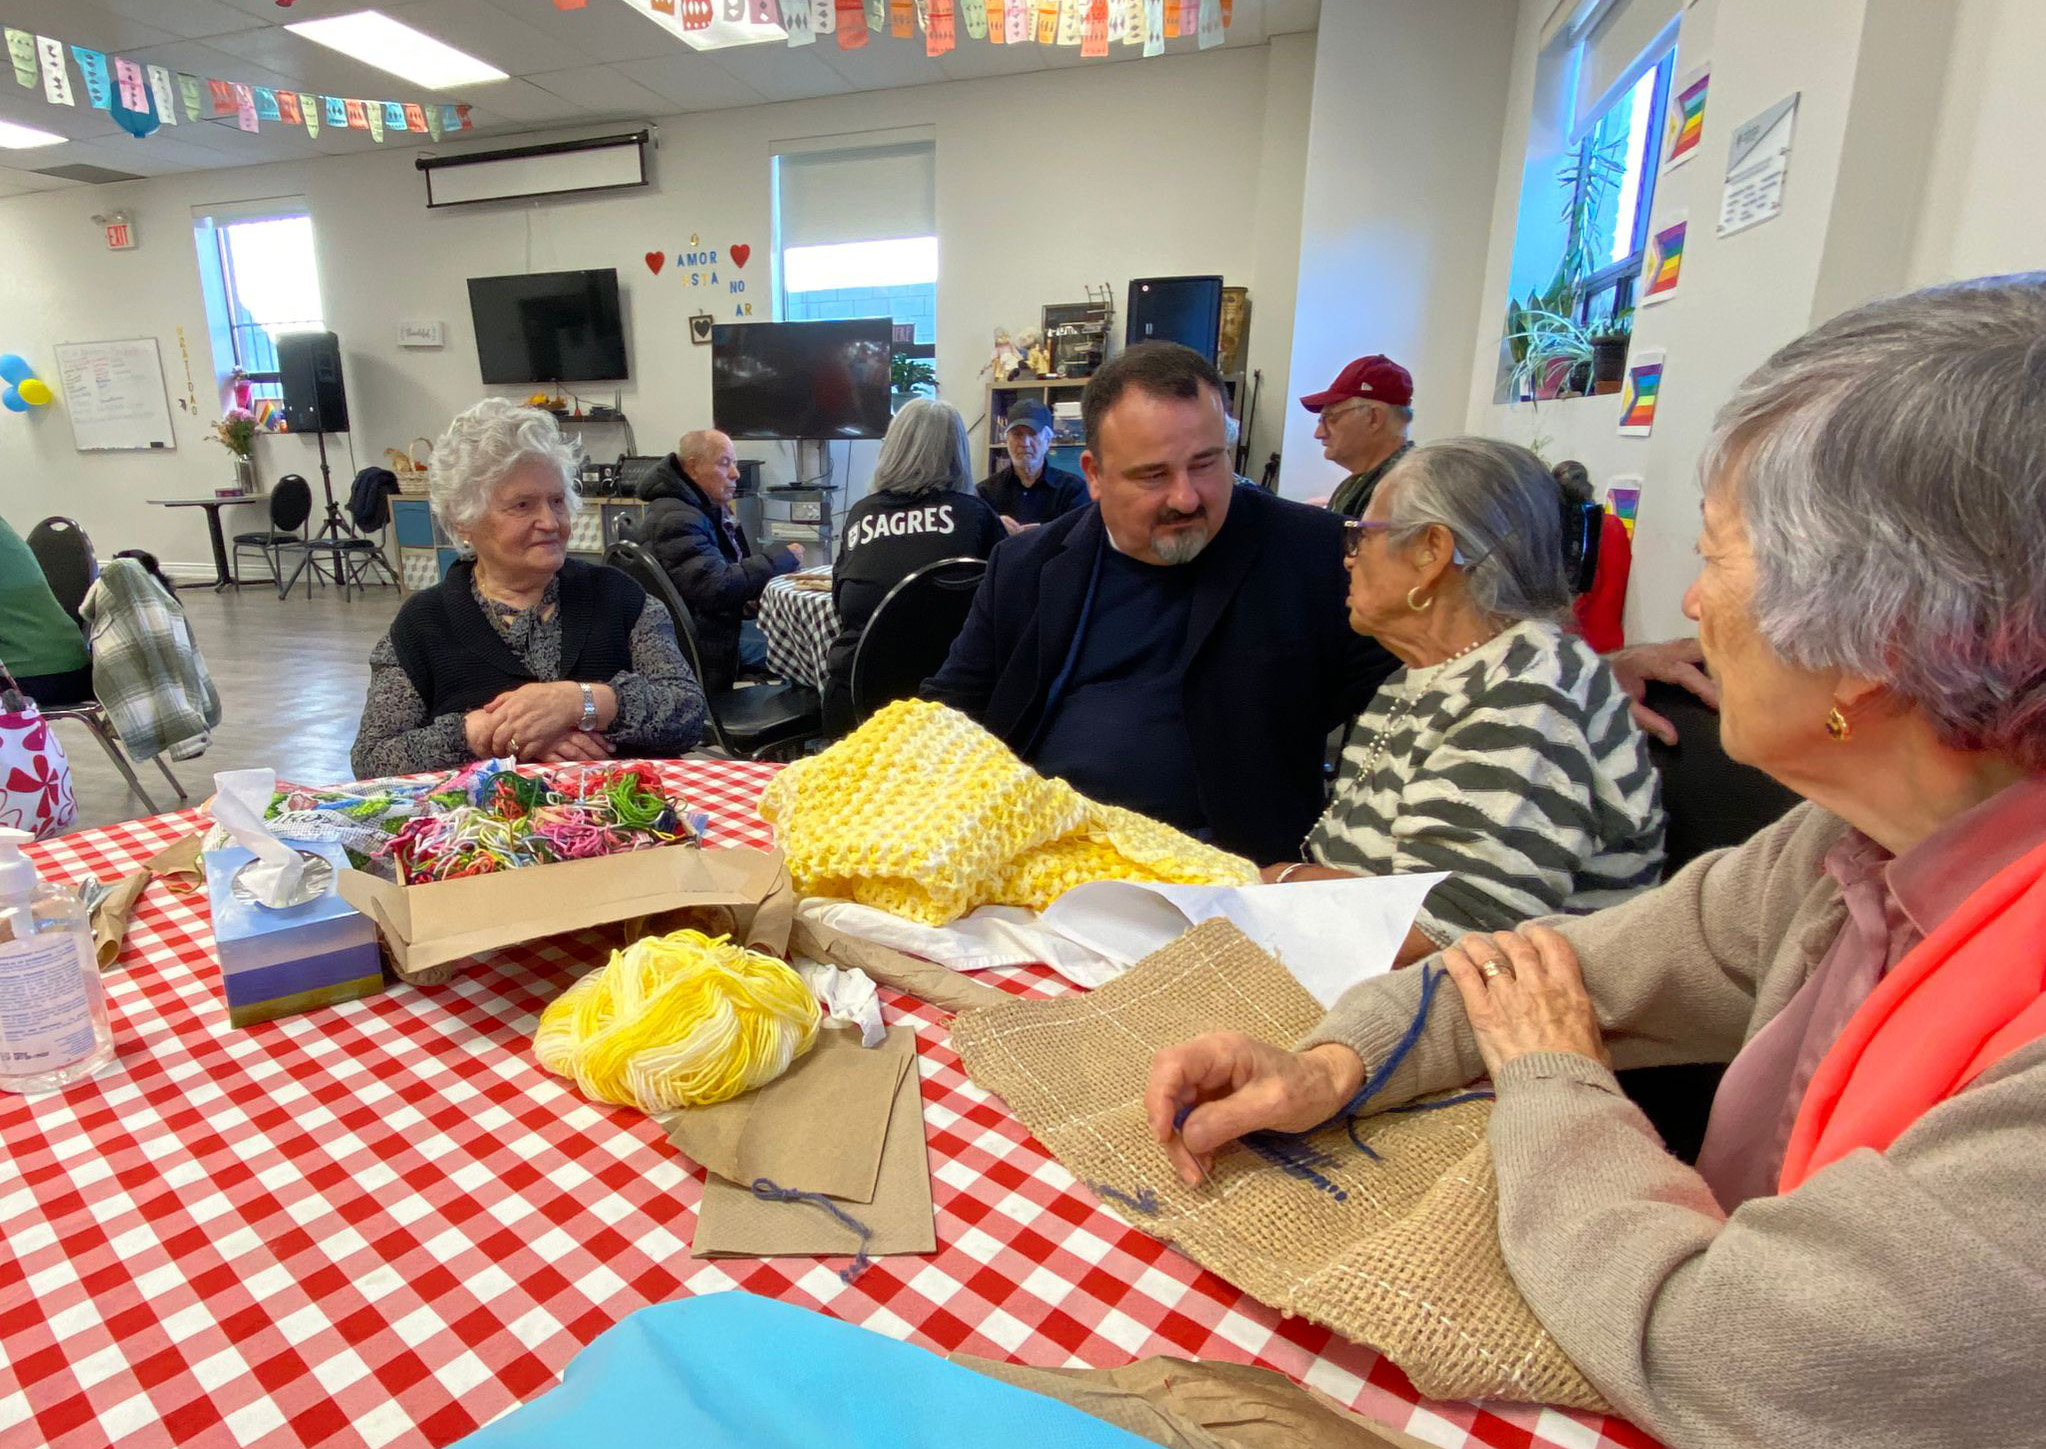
[1306, 619, 1665, 944]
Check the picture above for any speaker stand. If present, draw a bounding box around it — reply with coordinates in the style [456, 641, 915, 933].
[276, 428, 395, 601]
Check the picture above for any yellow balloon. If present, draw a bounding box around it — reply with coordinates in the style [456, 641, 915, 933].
[17, 378, 52, 407]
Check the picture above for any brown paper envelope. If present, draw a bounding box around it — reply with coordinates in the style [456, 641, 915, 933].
[145, 834, 205, 880]
[338, 845, 785, 981]
[791, 915, 1010, 1012]
[658, 1025, 912, 1202]
[90, 870, 151, 970]
[692, 1042, 935, 1260]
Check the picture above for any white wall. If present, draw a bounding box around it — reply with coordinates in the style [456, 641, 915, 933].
[1463, 0, 1968, 643]
[0, 45, 1303, 575]
[1276, 0, 1517, 501]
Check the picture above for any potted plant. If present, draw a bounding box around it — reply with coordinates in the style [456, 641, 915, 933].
[211, 408, 258, 494]
[890, 355, 936, 412]
[1504, 303, 1595, 402]
[1590, 309, 1633, 394]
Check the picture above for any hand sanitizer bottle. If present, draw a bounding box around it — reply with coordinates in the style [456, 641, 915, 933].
[0, 828, 115, 1094]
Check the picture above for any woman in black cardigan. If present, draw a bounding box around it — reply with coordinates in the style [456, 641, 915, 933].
[350, 400, 704, 777]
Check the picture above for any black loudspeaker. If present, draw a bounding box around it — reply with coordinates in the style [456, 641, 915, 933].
[278, 330, 349, 433]
[1126, 275, 1224, 361]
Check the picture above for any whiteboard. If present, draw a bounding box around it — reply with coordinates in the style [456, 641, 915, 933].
[54, 338, 177, 452]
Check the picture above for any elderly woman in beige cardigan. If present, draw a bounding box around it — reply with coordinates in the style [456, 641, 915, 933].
[1146, 277, 2046, 1449]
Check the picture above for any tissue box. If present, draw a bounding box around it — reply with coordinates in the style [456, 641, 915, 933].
[204, 841, 385, 1027]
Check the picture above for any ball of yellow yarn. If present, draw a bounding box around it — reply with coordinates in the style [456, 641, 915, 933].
[534, 929, 820, 1113]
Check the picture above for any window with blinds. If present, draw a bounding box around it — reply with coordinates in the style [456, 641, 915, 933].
[773, 140, 938, 395]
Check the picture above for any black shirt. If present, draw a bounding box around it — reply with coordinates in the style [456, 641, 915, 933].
[1327, 440, 1413, 518]
[977, 462, 1088, 527]
[1028, 541, 1207, 835]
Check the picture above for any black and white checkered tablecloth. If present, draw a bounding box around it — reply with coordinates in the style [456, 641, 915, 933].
[758, 565, 838, 689]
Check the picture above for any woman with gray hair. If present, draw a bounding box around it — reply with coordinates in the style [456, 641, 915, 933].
[1149, 276, 2046, 1448]
[822, 398, 1004, 734]
[1276, 436, 1665, 964]
[351, 399, 704, 775]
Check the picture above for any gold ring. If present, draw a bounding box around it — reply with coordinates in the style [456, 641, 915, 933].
[1479, 960, 1512, 981]
[509, 737, 521, 754]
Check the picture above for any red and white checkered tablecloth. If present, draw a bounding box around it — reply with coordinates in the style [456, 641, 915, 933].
[0, 759, 1660, 1449]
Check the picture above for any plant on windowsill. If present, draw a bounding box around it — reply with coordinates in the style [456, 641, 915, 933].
[1590, 309, 1633, 395]
[1505, 305, 1595, 403]
[1501, 132, 1629, 404]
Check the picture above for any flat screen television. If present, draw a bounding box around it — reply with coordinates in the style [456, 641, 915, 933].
[468, 268, 627, 383]
[711, 319, 893, 440]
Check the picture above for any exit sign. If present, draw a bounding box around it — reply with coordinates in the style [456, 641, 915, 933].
[104, 222, 135, 250]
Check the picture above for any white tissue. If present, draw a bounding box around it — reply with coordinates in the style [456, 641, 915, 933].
[794, 958, 886, 1048]
[211, 768, 306, 907]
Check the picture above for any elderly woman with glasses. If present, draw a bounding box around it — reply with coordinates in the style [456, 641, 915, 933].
[1272, 436, 1665, 965]
[350, 399, 705, 777]
[1149, 277, 2046, 1449]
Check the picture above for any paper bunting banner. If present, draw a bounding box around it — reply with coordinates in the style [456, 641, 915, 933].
[208, 78, 234, 115]
[727, 0, 748, 17]
[403, 101, 427, 132]
[277, 90, 300, 125]
[455, 104, 474, 131]
[8, 29, 38, 89]
[1107, 0, 1125, 43]
[838, 0, 869, 47]
[1639, 218, 1686, 304]
[1162, 0, 1177, 38]
[379, 100, 403, 130]
[648, 0, 674, 15]
[1004, 0, 1028, 42]
[254, 86, 282, 122]
[891, 0, 914, 37]
[344, 97, 368, 129]
[1122, 0, 1142, 45]
[814, 0, 837, 33]
[233, 82, 259, 133]
[423, 102, 441, 139]
[34, 36, 71, 106]
[555, 0, 590, 9]
[988, 0, 1005, 41]
[915, 0, 931, 33]
[178, 73, 200, 121]
[1142, 0, 1164, 55]
[925, 0, 953, 54]
[71, 46, 112, 109]
[1056, 0, 1083, 44]
[960, 0, 986, 38]
[366, 104, 385, 142]
[681, 0, 713, 24]
[1197, 0, 1222, 48]
[750, 0, 777, 20]
[1178, 0, 1198, 36]
[301, 92, 320, 137]
[783, 0, 816, 46]
[114, 56, 146, 112]
[1618, 350, 1665, 436]
[321, 95, 344, 127]
[146, 64, 179, 125]
[1080, 1, 1107, 56]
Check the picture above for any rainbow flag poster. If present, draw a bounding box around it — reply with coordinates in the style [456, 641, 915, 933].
[1640, 218, 1687, 305]
[1618, 349, 1665, 437]
[1663, 63, 1709, 170]
[1606, 479, 1644, 539]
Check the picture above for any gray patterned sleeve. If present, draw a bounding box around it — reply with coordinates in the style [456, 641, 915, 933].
[350, 632, 474, 778]
[603, 598, 707, 757]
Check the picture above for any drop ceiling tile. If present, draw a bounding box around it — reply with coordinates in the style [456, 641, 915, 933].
[96, 0, 257, 42]
[381, 0, 602, 77]
[699, 45, 856, 103]
[480, 0, 684, 66]
[609, 53, 765, 111]
[0, 0, 184, 52]
[819, 38, 954, 90]
[522, 65, 674, 118]
[441, 77, 594, 122]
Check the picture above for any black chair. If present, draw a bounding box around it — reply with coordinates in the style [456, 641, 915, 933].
[232, 475, 313, 585]
[1616, 679, 1804, 1163]
[848, 556, 987, 728]
[26, 516, 97, 626]
[605, 540, 821, 761]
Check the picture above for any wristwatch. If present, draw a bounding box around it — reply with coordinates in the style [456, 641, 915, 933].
[578, 682, 598, 733]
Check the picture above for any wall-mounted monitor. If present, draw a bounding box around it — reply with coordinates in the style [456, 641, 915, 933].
[711, 319, 892, 441]
[467, 268, 627, 384]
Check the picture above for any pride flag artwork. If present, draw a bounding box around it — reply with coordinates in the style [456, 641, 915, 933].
[1618, 350, 1666, 437]
[1606, 480, 1643, 539]
[1640, 218, 1687, 305]
[1664, 63, 1709, 170]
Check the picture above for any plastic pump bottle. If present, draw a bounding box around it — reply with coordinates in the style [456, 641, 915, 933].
[0, 828, 114, 1094]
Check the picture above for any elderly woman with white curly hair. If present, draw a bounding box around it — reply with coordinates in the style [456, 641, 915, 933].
[351, 399, 705, 776]
[1147, 276, 2046, 1448]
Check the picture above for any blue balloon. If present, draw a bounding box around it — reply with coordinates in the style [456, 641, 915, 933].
[0, 355, 31, 385]
[112, 96, 160, 139]
[2, 388, 29, 413]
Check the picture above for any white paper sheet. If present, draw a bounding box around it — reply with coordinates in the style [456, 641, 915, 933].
[799, 872, 1447, 1007]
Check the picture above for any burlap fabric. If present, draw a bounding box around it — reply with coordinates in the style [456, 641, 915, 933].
[950, 919, 1607, 1411]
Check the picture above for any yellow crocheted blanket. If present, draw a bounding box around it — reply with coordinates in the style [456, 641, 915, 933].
[758, 699, 1258, 926]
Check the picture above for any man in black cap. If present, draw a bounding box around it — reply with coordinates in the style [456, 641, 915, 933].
[976, 398, 1088, 534]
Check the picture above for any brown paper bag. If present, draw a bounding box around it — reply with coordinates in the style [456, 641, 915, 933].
[950, 918, 1606, 1411]
[791, 914, 1009, 1012]
[145, 834, 205, 882]
[88, 870, 150, 969]
[658, 1025, 912, 1202]
[692, 1036, 935, 1261]
[338, 846, 792, 985]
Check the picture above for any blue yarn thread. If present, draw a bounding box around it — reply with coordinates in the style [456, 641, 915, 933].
[1243, 1133, 1351, 1201]
[750, 1178, 874, 1284]
[1089, 1182, 1162, 1217]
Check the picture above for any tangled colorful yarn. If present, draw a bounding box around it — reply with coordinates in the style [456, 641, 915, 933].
[534, 928, 821, 1113]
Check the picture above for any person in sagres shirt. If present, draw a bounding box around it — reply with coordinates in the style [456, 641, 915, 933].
[976, 398, 1088, 533]
[1300, 354, 1415, 518]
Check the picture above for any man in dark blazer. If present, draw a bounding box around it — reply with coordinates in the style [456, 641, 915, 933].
[926, 343, 1396, 865]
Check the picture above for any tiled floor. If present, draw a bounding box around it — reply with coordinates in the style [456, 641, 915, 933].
[51, 577, 402, 835]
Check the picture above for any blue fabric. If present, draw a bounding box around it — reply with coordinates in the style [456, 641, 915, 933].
[455, 1293, 1151, 1449]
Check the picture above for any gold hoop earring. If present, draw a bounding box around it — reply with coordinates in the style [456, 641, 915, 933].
[1826, 707, 1851, 741]
[1406, 586, 1433, 612]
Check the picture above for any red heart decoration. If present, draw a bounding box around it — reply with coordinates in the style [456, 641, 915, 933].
[730, 243, 751, 269]
[644, 251, 665, 275]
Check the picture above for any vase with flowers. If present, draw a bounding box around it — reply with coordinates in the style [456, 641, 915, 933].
[212, 408, 258, 496]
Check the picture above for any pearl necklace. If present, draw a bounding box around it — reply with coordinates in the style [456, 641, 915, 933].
[1352, 633, 1497, 781]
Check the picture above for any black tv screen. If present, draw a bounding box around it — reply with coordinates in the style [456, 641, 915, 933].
[712, 319, 892, 440]
[468, 268, 627, 384]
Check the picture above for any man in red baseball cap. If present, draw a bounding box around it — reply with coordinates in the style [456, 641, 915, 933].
[1299, 354, 1414, 517]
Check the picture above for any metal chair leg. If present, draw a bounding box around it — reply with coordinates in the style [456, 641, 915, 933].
[152, 753, 188, 799]
[78, 712, 161, 814]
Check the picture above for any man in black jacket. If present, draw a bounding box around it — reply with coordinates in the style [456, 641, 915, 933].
[634, 429, 801, 692]
[977, 399, 1088, 532]
[926, 343, 1397, 865]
